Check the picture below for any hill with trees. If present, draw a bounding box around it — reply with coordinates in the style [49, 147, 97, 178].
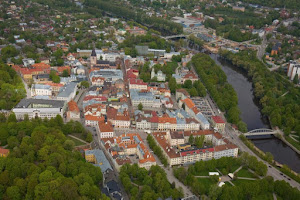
[0, 114, 109, 199]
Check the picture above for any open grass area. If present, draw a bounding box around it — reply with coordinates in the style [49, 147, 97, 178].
[197, 178, 216, 191]
[236, 168, 257, 178]
[232, 179, 253, 186]
[194, 170, 210, 176]
[67, 136, 85, 146]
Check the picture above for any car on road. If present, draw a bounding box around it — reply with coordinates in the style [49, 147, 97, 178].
[268, 166, 272, 168]
[288, 178, 291, 180]
[280, 173, 283, 175]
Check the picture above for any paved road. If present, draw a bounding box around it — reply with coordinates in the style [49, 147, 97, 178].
[257, 35, 267, 60]
[21, 77, 31, 98]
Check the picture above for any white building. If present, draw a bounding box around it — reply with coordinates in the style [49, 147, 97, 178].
[151, 68, 166, 82]
[12, 99, 65, 120]
[287, 60, 300, 83]
[31, 84, 52, 97]
[97, 121, 114, 138]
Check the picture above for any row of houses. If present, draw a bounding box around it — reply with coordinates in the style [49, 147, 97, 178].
[101, 133, 156, 170]
[152, 130, 238, 166]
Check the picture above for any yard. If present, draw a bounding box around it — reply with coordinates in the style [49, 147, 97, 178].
[67, 135, 86, 146]
[236, 168, 257, 178]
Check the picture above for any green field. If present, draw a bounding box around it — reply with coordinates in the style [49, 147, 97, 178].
[236, 168, 257, 178]
[197, 178, 216, 191]
[232, 179, 252, 186]
[67, 136, 85, 146]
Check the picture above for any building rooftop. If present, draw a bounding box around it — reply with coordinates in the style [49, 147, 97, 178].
[85, 149, 112, 172]
[57, 82, 77, 99]
[15, 98, 65, 108]
[212, 116, 225, 124]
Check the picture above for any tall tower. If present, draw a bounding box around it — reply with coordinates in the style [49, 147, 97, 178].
[90, 48, 97, 66]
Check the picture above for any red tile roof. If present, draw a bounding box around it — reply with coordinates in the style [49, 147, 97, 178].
[129, 78, 147, 85]
[98, 121, 114, 132]
[212, 116, 225, 124]
[181, 98, 195, 109]
[68, 100, 79, 113]
[0, 147, 9, 155]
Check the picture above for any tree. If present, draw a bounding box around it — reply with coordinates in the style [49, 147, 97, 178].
[138, 103, 143, 111]
[49, 70, 60, 83]
[265, 152, 274, 163]
[293, 75, 299, 84]
[169, 77, 177, 94]
[188, 135, 194, 144]
[80, 81, 89, 88]
[86, 132, 93, 143]
[189, 87, 198, 97]
[7, 113, 17, 123]
[62, 69, 69, 77]
[183, 80, 193, 89]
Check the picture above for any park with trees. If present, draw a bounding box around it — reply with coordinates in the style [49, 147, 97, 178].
[0, 114, 109, 200]
[173, 153, 299, 199]
[119, 163, 183, 200]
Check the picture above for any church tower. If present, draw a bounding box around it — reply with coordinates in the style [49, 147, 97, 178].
[90, 49, 97, 66]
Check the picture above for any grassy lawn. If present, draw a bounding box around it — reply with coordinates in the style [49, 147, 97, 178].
[194, 170, 210, 176]
[232, 179, 252, 186]
[236, 168, 257, 178]
[197, 178, 216, 190]
[67, 136, 85, 146]
[231, 164, 241, 173]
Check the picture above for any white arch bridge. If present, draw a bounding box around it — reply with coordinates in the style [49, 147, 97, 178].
[243, 128, 278, 136]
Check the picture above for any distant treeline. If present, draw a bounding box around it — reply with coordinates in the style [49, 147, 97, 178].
[84, 0, 183, 35]
[231, 0, 300, 10]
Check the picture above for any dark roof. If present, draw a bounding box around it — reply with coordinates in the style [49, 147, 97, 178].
[112, 193, 122, 200]
[91, 49, 96, 57]
[106, 180, 120, 193]
[15, 98, 65, 108]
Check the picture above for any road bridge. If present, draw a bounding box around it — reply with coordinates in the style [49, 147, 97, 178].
[244, 128, 278, 136]
[163, 34, 187, 40]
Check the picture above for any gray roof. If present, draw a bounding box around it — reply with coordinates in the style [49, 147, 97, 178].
[85, 149, 112, 173]
[33, 84, 51, 90]
[15, 98, 65, 108]
[57, 82, 77, 98]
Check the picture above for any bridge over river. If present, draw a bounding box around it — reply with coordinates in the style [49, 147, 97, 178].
[243, 128, 278, 137]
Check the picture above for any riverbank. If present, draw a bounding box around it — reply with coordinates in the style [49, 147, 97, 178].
[218, 50, 300, 152]
[276, 133, 300, 155]
[240, 135, 300, 183]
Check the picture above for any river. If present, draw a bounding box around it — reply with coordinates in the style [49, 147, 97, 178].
[209, 54, 300, 173]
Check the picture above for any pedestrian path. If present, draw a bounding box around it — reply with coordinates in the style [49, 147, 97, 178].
[68, 134, 89, 144]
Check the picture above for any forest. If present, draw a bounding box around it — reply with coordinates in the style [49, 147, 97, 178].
[0, 114, 109, 200]
[0, 63, 26, 110]
[219, 50, 300, 138]
[119, 163, 183, 200]
[84, 0, 183, 35]
[173, 153, 300, 199]
[232, 0, 300, 10]
[191, 53, 247, 132]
